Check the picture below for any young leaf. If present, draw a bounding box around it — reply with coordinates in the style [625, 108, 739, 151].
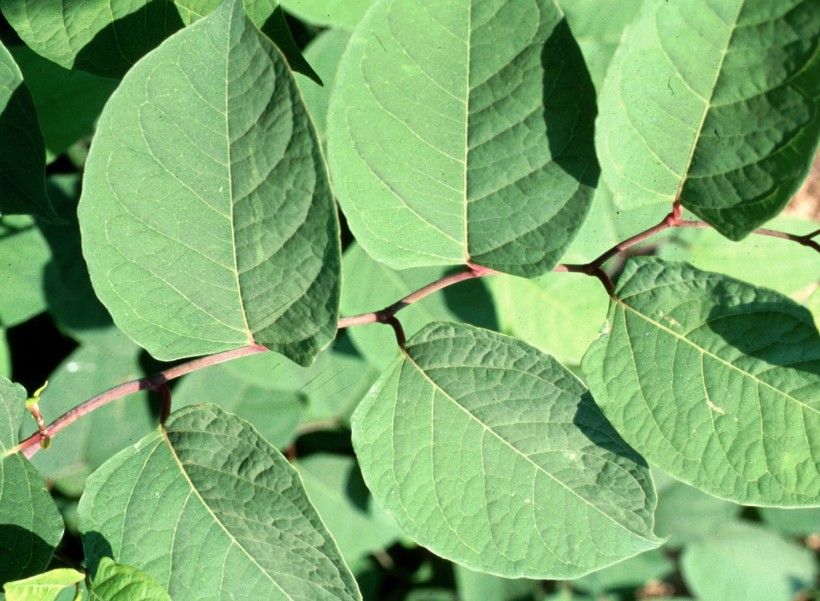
[10, 46, 117, 162]
[90, 558, 170, 601]
[352, 322, 661, 579]
[78, 404, 360, 600]
[0, 378, 63, 585]
[341, 243, 497, 369]
[27, 329, 156, 497]
[295, 454, 402, 563]
[79, 0, 340, 366]
[681, 522, 816, 601]
[327, 0, 598, 276]
[597, 0, 820, 240]
[0, 216, 50, 327]
[2, 568, 84, 601]
[0, 41, 52, 218]
[583, 258, 820, 506]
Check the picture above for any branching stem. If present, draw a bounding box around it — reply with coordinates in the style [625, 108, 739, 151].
[13, 206, 815, 457]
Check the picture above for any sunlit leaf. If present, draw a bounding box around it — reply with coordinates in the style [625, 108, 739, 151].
[3, 568, 83, 601]
[89, 558, 170, 601]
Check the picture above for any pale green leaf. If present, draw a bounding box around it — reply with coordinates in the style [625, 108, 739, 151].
[295, 29, 351, 144]
[327, 0, 598, 276]
[681, 522, 816, 601]
[0, 216, 49, 327]
[3, 569, 83, 601]
[10, 46, 117, 162]
[0, 378, 64, 585]
[341, 243, 496, 369]
[453, 565, 537, 601]
[90, 558, 170, 601]
[352, 322, 660, 579]
[0, 331, 9, 378]
[280, 0, 372, 28]
[759, 506, 820, 536]
[572, 549, 673, 595]
[583, 258, 820, 506]
[0, 41, 52, 218]
[597, 0, 820, 239]
[296, 454, 402, 563]
[78, 0, 340, 366]
[79, 404, 360, 600]
[653, 476, 740, 547]
[27, 328, 156, 497]
[557, 0, 643, 91]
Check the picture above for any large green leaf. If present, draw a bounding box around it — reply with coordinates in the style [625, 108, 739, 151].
[597, 0, 820, 240]
[89, 558, 170, 601]
[341, 243, 496, 369]
[3, 569, 84, 601]
[583, 258, 820, 506]
[0, 216, 50, 327]
[0, 378, 64, 586]
[1, 0, 315, 81]
[295, 454, 402, 563]
[557, 0, 643, 91]
[280, 0, 372, 28]
[0, 41, 51, 218]
[327, 0, 598, 276]
[352, 322, 660, 578]
[10, 46, 117, 162]
[79, 404, 360, 600]
[27, 329, 156, 497]
[681, 522, 816, 601]
[78, 0, 340, 365]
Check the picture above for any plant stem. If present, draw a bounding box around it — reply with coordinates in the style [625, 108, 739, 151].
[15, 344, 267, 458]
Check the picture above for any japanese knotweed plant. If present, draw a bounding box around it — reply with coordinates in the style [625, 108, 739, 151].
[0, 0, 818, 599]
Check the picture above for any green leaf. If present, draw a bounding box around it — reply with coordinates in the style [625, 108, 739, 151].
[90, 558, 170, 601]
[653, 476, 740, 547]
[27, 328, 156, 497]
[9, 46, 117, 162]
[453, 565, 537, 601]
[296, 454, 402, 563]
[79, 404, 360, 600]
[661, 215, 820, 307]
[582, 258, 820, 506]
[0, 378, 64, 586]
[572, 548, 673, 595]
[295, 29, 351, 144]
[681, 522, 817, 601]
[759, 506, 820, 537]
[3, 569, 84, 601]
[78, 0, 340, 366]
[2, 1, 318, 82]
[0, 331, 9, 378]
[341, 243, 496, 369]
[0, 216, 50, 327]
[280, 0, 372, 28]
[597, 0, 820, 240]
[327, 0, 598, 276]
[0, 41, 52, 218]
[352, 322, 661, 579]
[558, 0, 643, 91]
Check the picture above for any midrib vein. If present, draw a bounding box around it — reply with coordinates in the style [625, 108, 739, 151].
[461, 1, 471, 262]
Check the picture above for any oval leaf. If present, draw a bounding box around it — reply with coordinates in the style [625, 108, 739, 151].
[78, 404, 360, 600]
[78, 0, 340, 365]
[597, 0, 820, 239]
[0, 41, 52, 218]
[582, 258, 820, 506]
[327, 0, 598, 276]
[0, 378, 63, 586]
[3, 568, 84, 601]
[352, 322, 660, 579]
[90, 558, 170, 601]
